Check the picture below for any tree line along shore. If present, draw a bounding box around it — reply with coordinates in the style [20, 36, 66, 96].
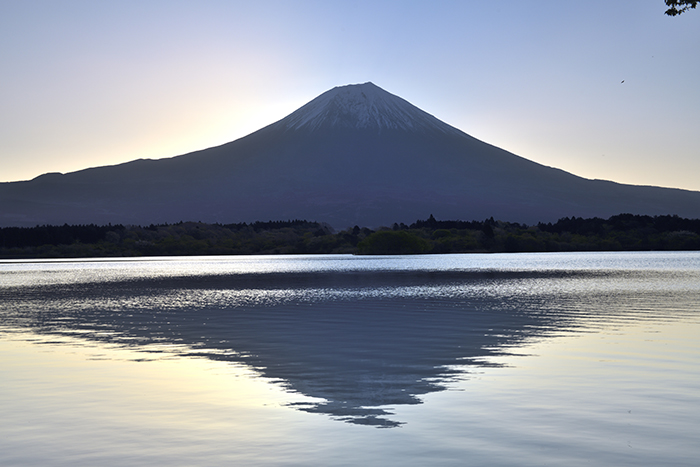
[1, 214, 700, 259]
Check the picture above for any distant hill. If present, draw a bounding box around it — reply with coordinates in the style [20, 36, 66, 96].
[2, 82, 700, 228]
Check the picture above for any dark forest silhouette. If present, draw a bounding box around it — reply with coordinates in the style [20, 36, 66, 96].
[2, 213, 699, 258]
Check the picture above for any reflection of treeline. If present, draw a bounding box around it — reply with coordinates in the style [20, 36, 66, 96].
[1, 213, 699, 258]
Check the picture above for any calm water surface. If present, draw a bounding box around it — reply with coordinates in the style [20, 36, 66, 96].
[1, 252, 699, 466]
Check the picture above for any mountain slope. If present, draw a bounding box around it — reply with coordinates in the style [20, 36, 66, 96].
[1, 82, 699, 228]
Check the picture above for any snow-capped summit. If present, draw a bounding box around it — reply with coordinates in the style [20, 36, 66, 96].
[276, 82, 461, 134]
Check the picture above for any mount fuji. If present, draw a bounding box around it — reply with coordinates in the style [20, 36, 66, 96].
[2, 82, 700, 228]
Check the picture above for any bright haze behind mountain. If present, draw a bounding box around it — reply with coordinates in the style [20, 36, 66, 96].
[2, 82, 699, 228]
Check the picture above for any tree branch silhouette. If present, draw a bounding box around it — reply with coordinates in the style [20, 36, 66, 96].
[665, 0, 698, 16]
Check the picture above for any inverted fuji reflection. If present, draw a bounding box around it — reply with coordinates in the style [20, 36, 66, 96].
[3, 252, 699, 428]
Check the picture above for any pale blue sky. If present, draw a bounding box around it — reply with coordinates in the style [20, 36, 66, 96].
[2, 1, 698, 190]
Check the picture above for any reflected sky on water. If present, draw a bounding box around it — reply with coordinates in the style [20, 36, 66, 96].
[1, 252, 699, 466]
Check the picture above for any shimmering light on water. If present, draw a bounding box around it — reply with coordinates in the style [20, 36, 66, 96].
[1, 252, 699, 466]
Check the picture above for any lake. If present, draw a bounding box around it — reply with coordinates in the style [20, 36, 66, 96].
[1, 252, 699, 466]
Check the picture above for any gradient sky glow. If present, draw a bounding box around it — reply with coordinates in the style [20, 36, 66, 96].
[2, 1, 699, 190]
